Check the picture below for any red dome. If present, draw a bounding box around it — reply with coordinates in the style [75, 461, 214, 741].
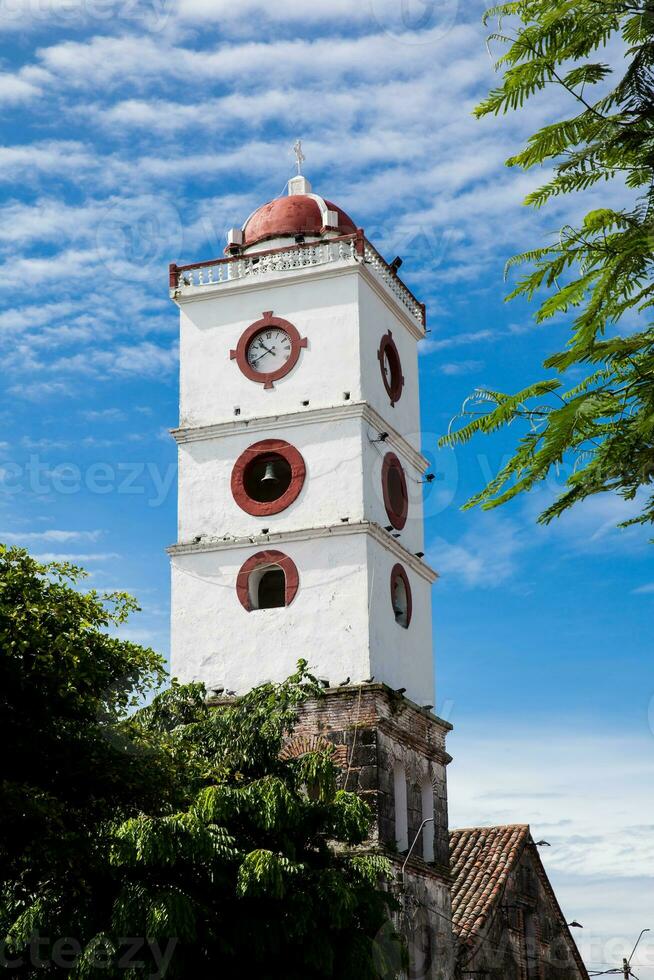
[243, 194, 357, 249]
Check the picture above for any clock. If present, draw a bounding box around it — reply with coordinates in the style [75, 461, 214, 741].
[231, 312, 307, 389]
[377, 331, 404, 406]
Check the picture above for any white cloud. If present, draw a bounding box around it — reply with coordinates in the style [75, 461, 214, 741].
[0, 71, 41, 103]
[428, 514, 527, 588]
[525, 489, 651, 555]
[422, 329, 496, 354]
[35, 26, 484, 89]
[82, 407, 128, 421]
[450, 729, 654, 879]
[2, 529, 103, 543]
[633, 583, 654, 595]
[53, 341, 179, 378]
[176, 0, 378, 26]
[440, 359, 484, 376]
[0, 141, 97, 182]
[8, 380, 73, 401]
[33, 552, 120, 562]
[20, 437, 70, 450]
[0, 300, 79, 333]
[449, 727, 654, 978]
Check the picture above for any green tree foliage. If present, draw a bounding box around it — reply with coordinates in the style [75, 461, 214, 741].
[440, 1, 654, 531]
[0, 545, 168, 898]
[0, 547, 397, 978]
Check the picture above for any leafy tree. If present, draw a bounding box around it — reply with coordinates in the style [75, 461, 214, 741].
[99, 673, 396, 980]
[0, 545, 168, 902]
[441, 1, 654, 532]
[1, 547, 397, 978]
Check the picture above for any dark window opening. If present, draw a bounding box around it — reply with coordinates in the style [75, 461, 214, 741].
[524, 910, 540, 979]
[388, 465, 407, 515]
[257, 568, 286, 609]
[393, 575, 409, 628]
[243, 454, 292, 503]
[384, 347, 401, 391]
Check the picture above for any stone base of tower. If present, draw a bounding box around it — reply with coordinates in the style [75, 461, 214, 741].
[282, 684, 456, 980]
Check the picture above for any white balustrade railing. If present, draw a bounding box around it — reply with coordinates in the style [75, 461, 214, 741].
[172, 235, 425, 328]
[363, 243, 425, 326]
[175, 238, 357, 290]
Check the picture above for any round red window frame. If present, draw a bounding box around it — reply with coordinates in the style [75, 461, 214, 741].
[230, 311, 307, 389]
[390, 563, 412, 629]
[377, 331, 404, 406]
[382, 452, 409, 530]
[231, 439, 306, 516]
[236, 550, 299, 612]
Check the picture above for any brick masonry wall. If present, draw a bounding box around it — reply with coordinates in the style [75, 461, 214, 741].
[288, 683, 457, 980]
[290, 684, 451, 863]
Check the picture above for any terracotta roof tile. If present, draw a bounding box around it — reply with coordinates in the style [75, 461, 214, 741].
[449, 824, 531, 942]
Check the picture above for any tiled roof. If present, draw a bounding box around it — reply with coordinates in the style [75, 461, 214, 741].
[449, 824, 531, 942]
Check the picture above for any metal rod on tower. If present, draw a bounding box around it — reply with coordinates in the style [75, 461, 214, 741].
[400, 818, 434, 880]
[293, 138, 305, 175]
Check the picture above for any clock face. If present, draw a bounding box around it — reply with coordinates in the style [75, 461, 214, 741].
[382, 349, 394, 386]
[246, 327, 292, 373]
[231, 312, 307, 389]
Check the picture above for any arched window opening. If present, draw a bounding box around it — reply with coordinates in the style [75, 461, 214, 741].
[421, 778, 435, 863]
[236, 550, 299, 612]
[255, 566, 286, 609]
[393, 574, 409, 627]
[393, 761, 409, 852]
[390, 564, 412, 629]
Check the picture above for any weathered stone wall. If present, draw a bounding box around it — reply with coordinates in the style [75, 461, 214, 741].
[457, 848, 588, 980]
[290, 684, 456, 980]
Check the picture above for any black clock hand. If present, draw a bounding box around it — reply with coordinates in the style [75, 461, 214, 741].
[250, 349, 270, 364]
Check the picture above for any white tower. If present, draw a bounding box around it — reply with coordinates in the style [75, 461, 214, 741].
[168, 174, 437, 705]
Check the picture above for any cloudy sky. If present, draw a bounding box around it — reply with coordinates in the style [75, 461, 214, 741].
[1, 0, 652, 974]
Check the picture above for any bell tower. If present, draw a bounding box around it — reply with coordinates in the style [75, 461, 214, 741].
[168, 171, 455, 978]
[168, 174, 437, 704]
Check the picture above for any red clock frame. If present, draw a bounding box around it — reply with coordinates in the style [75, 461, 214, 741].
[377, 330, 404, 406]
[230, 311, 307, 389]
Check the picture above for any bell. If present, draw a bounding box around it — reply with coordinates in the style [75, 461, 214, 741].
[260, 461, 279, 484]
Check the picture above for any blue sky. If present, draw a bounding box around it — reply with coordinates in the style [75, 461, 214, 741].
[1, 0, 652, 974]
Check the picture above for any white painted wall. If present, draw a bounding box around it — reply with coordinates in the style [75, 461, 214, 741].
[171, 247, 436, 706]
[177, 415, 363, 541]
[178, 265, 362, 429]
[357, 274, 423, 449]
[176, 261, 424, 435]
[362, 429, 425, 554]
[366, 534, 435, 701]
[170, 529, 435, 705]
[171, 532, 371, 694]
[177, 415, 425, 553]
